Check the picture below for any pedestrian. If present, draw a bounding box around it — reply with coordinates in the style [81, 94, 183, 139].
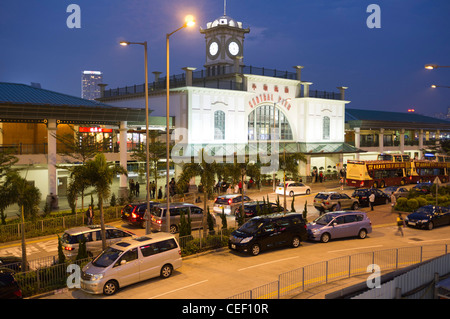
[135, 181, 140, 197]
[390, 193, 396, 212]
[369, 191, 375, 211]
[226, 184, 232, 194]
[396, 213, 405, 236]
[129, 179, 135, 196]
[319, 171, 323, 183]
[151, 181, 156, 199]
[158, 186, 163, 199]
[334, 201, 341, 211]
[339, 177, 344, 190]
[85, 205, 94, 225]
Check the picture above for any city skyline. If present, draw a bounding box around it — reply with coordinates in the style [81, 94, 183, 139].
[1, 0, 449, 116]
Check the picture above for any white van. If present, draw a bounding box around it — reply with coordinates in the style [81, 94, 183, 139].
[80, 233, 182, 295]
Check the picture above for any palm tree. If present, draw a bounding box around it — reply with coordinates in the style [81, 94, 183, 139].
[83, 153, 127, 250]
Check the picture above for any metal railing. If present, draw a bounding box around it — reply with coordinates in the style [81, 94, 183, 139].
[227, 243, 449, 299]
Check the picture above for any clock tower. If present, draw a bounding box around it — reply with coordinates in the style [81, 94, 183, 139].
[200, 13, 250, 76]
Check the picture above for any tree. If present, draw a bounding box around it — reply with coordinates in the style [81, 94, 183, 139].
[57, 235, 66, 264]
[0, 152, 19, 224]
[82, 153, 127, 250]
[220, 207, 227, 230]
[291, 196, 296, 212]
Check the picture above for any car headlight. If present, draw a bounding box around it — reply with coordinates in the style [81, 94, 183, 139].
[90, 273, 104, 281]
[420, 220, 429, 224]
[240, 236, 253, 244]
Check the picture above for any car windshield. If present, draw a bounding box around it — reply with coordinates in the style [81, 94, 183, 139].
[414, 206, 433, 215]
[313, 214, 334, 225]
[92, 247, 123, 268]
[238, 219, 265, 234]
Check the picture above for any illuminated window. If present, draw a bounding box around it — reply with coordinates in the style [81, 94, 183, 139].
[248, 105, 293, 141]
[323, 116, 330, 140]
[214, 110, 225, 140]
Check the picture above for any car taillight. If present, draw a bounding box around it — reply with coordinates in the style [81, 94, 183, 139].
[13, 289, 22, 298]
[156, 220, 162, 224]
[228, 199, 233, 205]
[64, 246, 74, 251]
[178, 250, 181, 255]
[131, 212, 137, 219]
[325, 201, 329, 205]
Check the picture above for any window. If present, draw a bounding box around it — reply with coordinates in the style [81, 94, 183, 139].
[248, 105, 293, 141]
[115, 248, 138, 267]
[214, 110, 225, 140]
[323, 116, 330, 140]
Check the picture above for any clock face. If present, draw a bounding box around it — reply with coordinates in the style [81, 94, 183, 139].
[228, 41, 239, 56]
[209, 42, 219, 56]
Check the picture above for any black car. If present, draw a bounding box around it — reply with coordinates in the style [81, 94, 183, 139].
[411, 182, 433, 195]
[405, 205, 450, 230]
[228, 213, 308, 256]
[351, 188, 390, 207]
[240, 201, 282, 219]
[0, 269, 22, 299]
[121, 202, 157, 228]
[0, 256, 28, 272]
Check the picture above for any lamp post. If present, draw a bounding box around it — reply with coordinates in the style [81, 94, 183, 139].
[165, 15, 196, 233]
[431, 85, 450, 89]
[120, 40, 151, 234]
[425, 64, 450, 70]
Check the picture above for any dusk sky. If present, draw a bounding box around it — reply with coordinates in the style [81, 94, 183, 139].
[1, 0, 449, 117]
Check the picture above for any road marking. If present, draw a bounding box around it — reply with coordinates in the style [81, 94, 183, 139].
[148, 280, 209, 299]
[407, 238, 450, 244]
[327, 245, 383, 253]
[238, 256, 299, 271]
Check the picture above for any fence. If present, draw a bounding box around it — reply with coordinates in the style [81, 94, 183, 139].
[227, 243, 450, 299]
[0, 207, 121, 243]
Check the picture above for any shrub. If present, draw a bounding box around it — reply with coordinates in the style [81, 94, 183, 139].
[395, 197, 408, 211]
[406, 198, 419, 210]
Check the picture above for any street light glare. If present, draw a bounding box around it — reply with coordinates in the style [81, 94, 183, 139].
[185, 15, 196, 27]
[119, 41, 129, 46]
[431, 85, 437, 88]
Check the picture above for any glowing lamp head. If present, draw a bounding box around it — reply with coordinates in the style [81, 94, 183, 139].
[431, 85, 437, 88]
[425, 64, 437, 70]
[119, 41, 129, 46]
[184, 15, 196, 27]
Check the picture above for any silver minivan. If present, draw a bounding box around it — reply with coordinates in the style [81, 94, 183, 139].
[61, 225, 135, 259]
[151, 203, 215, 234]
[80, 233, 182, 295]
[307, 211, 372, 243]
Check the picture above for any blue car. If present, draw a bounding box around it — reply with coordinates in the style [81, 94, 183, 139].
[307, 211, 372, 243]
[405, 205, 450, 230]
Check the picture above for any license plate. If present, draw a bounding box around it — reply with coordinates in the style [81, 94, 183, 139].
[408, 221, 416, 226]
[355, 196, 359, 199]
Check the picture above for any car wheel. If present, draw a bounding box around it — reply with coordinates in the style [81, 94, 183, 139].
[169, 225, 178, 234]
[351, 202, 359, 210]
[291, 236, 301, 248]
[427, 222, 434, 230]
[320, 233, 330, 243]
[306, 189, 311, 195]
[160, 264, 173, 278]
[289, 191, 294, 197]
[103, 280, 119, 296]
[250, 244, 261, 256]
[358, 229, 367, 239]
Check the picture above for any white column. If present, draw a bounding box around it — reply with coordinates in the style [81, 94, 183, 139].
[118, 121, 128, 199]
[355, 127, 361, 160]
[419, 129, 424, 151]
[379, 128, 384, 153]
[47, 119, 58, 209]
[400, 128, 405, 154]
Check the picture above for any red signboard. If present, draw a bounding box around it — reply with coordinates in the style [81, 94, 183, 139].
[79, 127, 113, 133]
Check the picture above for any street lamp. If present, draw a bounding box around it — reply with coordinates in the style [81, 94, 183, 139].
[120, 40, 151, 234]
[431, 85, 450, 89]
[165, 15, 196, 233]
[425, 64, 450, 70]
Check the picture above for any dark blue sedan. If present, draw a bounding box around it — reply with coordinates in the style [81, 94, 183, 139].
[405, 205, 450, 230]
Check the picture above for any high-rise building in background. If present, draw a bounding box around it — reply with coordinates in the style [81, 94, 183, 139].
[81, 70, 102, 100]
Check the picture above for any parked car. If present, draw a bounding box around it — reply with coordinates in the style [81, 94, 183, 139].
[80, 233, 182, 295]
[405, 205, 450, 230]
[213, 194, 252, 215]
[239, 201, 282, 219]
[313, 192, 359, 212]
[121, 201, 158, 228]
[0, 269, 22, 299]
[61, 225, 135, 259]
[383, 186, 409, 199]
[307, 211, 372, 243]
[0, 256, 29, 272]
[276, 181, 311, 197]
[351, 188, 390, 207]
[151, 202, 215, 234]
[411, 182, 433, 195]
[228, 213, 308, 256]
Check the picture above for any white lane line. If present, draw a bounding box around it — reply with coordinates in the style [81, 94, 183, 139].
[327, 245, 383, 253]
[148, 279, 209, 299]
[238, 256, 299, 271]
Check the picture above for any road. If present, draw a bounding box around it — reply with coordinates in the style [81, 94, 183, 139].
[1, 180, 449, 299]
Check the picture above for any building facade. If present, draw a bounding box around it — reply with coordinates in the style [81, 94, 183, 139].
[82, 70, 103, 100]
